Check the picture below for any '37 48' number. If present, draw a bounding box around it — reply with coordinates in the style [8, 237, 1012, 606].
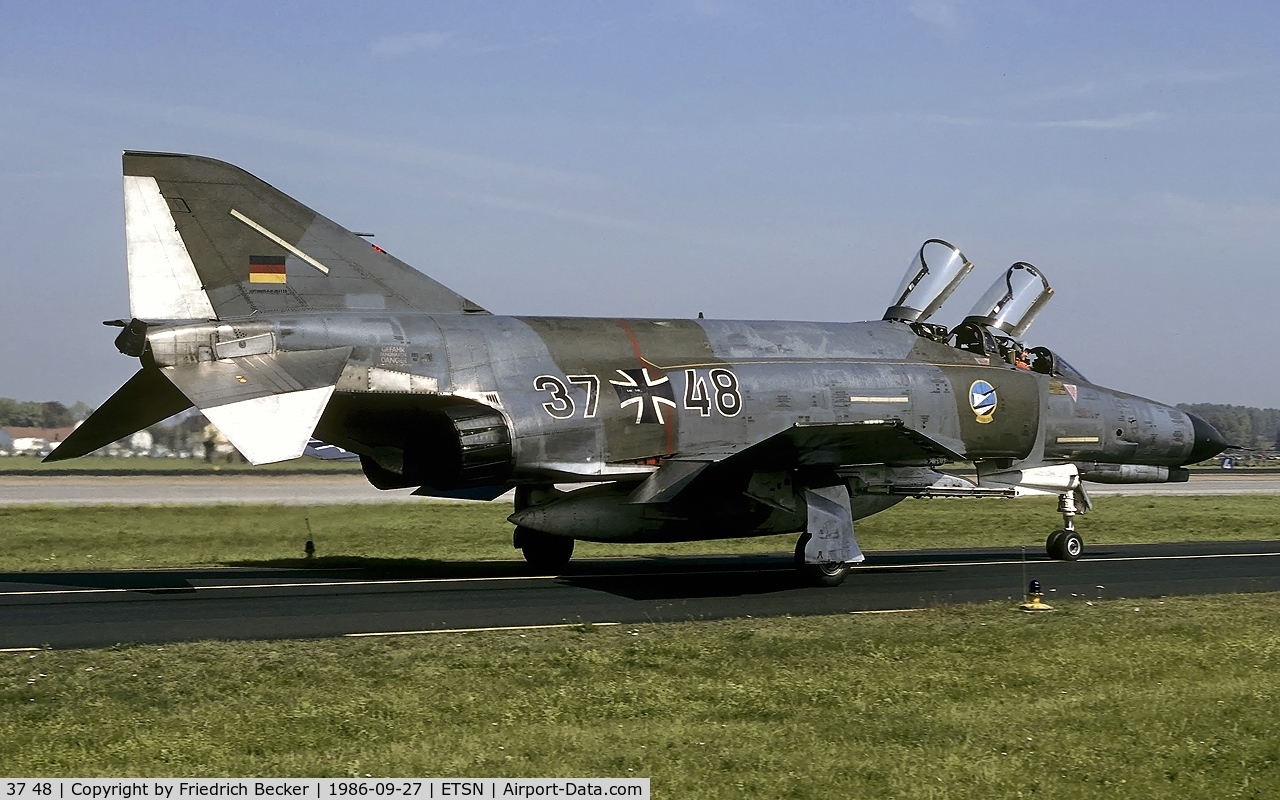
[683, 368, 741, 417]
[534, 368, 741, 420]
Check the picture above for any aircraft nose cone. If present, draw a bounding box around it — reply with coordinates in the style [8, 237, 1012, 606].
[1184, 413, 1229, 464]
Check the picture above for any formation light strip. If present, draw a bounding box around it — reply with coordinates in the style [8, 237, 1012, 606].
[230, 208, 330, 274]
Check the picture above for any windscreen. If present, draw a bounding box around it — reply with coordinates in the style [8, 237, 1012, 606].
[883, 239, 973, 323]
[1053, 353, 1090, 383]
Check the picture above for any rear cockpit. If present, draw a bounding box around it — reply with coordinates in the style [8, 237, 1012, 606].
[951, 261, 1052, 369]
[884, 240, 1086, 382]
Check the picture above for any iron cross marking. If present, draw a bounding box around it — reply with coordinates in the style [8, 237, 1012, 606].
[610, 368, 677, 424]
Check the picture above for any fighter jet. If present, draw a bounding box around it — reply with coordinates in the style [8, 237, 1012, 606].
[49, 152, 1229, 585]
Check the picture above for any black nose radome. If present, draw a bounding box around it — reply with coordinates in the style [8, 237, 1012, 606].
[1185, 414, 1229, 465]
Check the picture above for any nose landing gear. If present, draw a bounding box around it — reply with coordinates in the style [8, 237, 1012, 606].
[1046, 490, 1084, 561]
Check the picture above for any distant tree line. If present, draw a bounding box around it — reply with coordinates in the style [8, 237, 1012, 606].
[0, 397, 216, 455]
[146, 412, 212, 453]
[0, 398, 93, 429]
[1176, 404, 1280, 450]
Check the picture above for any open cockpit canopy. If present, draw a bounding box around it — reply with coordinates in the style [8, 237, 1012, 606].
[883, 239, 973, 324]
[963, 262, 1054, 338]
[886, 241, 1085, 381]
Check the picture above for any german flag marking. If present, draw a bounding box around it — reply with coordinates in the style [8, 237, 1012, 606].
[249, 255, 287, 284]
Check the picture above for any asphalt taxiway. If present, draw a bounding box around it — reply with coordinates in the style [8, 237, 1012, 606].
[3, 541, 1278, 650]
[1, 471, 1277, 506]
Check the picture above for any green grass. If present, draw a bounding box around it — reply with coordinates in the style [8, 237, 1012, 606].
[1, 495, 1278, 572]
[0, 456, 361, 474]
[2, 594, 1278, 797]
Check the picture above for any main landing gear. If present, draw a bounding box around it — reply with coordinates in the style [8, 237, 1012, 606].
[793, 486, 865, 587]
[514, 526, 575, 573]
[1045, 490, 1084, 561]
[794, 533, 852, 587]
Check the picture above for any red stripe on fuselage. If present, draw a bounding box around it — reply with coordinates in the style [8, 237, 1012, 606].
[616, 319, 676, 457]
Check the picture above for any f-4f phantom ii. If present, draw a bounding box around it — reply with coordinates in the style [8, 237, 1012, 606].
[50, 152, 1229, 585]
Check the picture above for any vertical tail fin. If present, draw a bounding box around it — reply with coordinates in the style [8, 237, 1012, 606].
[123, 151, 487, 320]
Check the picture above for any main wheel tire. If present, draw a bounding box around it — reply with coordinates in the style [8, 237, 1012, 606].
[1060, 530, 1083, 561]
[794, 534, 852, 587]
[514, 526, 575, 573]
[1047, 529, 1083, 561]
[1046, 529, 1066, 558]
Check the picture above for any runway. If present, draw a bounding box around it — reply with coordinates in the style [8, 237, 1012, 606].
[0, 471, 1277, 506]
[3, 541, 1278, 650]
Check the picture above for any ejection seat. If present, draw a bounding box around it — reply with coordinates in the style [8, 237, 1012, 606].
[952, 321, 998, 357]
[1027, 346, 1056, 375]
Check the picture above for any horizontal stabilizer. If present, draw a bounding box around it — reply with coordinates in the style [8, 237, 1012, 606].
[160, 348, 352, 409]
[201, 387, 335, 465]
[160, 347, 351, 465]
[44, 368, 193, 462]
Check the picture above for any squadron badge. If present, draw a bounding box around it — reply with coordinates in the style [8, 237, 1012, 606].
[969, 380, 997, 424]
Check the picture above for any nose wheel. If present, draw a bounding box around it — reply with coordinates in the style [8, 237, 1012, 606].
[1045, 491, 1084, 561]
[1046, 528, 1083, 561]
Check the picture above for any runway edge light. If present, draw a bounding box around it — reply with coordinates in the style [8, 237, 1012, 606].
[1019, 579, 1054, 612]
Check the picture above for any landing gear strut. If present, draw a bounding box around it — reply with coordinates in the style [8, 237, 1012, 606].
[793, 486, 864, 587]
[514, 526, 574, 573]
[1045, 491, 1084, 561]
[794, 533, 851, 587]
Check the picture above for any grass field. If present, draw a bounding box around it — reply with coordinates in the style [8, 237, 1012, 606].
[3, 496, 1278, 792]
[1, 495, 1277, 572]
[3, 594, 1278, 797]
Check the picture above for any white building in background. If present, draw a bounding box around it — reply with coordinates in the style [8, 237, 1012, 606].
[128, 430, 154, 452]
[1, 426, 78, 455]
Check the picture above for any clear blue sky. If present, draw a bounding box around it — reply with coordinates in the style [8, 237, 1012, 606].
[2, 1, 1277, 407]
